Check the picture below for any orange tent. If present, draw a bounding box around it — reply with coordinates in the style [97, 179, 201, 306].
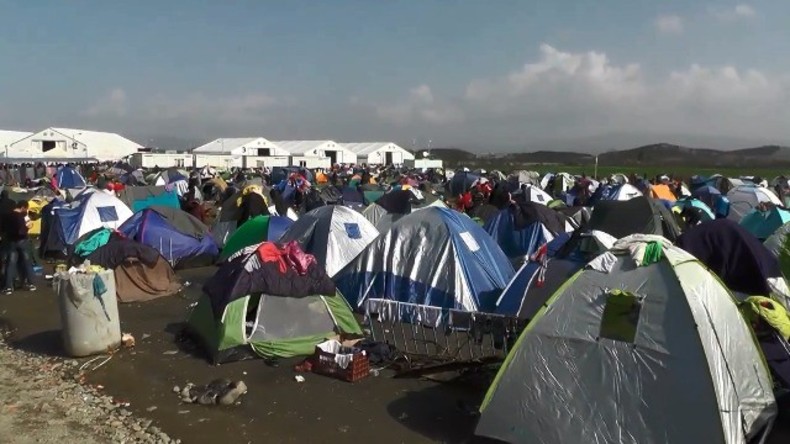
[651, 184, 676, 202]
[315, 171, 328, 184]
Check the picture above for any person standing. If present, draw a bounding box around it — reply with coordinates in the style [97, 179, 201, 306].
[2, 201, 36, 295]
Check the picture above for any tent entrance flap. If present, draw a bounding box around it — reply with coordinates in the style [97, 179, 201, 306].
[248, 294, 336, 342]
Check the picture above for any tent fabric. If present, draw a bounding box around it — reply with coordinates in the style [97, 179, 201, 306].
[727, 185, 783, 222]
[650, 183, 677, 201]
[765, 222, 790, 282]
[219, 215, 293, 261]
[118, 186, 179, 212]
[278, 206, 379, 277]
[188, 290, 361, 363]
[335, 207, 515, 318]
[203, 242, 336, 319]
[119, 207, 219, 268]
[677, 219, 782, 296]
[53, 191, 133, 246]
[588, 197, 681, 241]
[83, 239, 181, 303]
[477, 237, 776, 444]
[591, 183, 643, 203]
[740, 207, 790, 240]
[484, 209, 554, 258]
[55, 166, 86, 189]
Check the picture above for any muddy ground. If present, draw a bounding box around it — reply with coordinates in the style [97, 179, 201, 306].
[0, 265, 789, 443]
[0, 267, 485, 443]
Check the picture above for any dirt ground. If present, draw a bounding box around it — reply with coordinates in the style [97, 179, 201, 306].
[0, 265, 788, 443]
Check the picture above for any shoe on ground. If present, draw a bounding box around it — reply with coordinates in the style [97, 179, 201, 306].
[3, 288, 12, 295]
[25, 284, 36, 292]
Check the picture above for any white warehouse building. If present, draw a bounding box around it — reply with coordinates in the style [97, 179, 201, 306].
[272, 140, 356, 167]
[0, 130, 33, 156]
[8, 127, 142, 162]
[342, 142, 414, 166]
[192, 137, 291, 168]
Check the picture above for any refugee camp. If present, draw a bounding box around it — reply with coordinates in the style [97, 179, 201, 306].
[5, 2, 790, 443]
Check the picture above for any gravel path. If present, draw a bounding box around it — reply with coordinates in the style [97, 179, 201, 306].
[0, 334, 178, 444]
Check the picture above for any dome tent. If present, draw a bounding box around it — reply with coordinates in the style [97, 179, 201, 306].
[477, 235, 776, 444]
[219, 215, 294, 262]
[54, 165, 86, 189]
[119, 205, 219, 268]
[187, 242, 361, 363]
[278, 206, 379, 277]
[48, 191, 133, 247]
[335, 207, 515, 322]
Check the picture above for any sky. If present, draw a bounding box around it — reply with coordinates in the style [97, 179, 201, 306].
[1, 0, 790, 151]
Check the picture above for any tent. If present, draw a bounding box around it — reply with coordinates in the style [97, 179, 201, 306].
[117, 186, 180, 212]
[740, 206, 790, 241]
[188, 242, 361, 363]
[678, 219, 786, 299]
[672, 197, 715, 223]
[483, 206, 558, 258]
[119, 206, 219, 268]
[590, 183, 643, 203]
[477, 235, 777, 444]
[82, 237, 182, 303]
[48, 191, 133, 247]
[219, 215, 294, 262]
[522, 185, 552, 206]
[54, 165, 86, 189]
[362, 189, 414, 231]
[278, 206, 379, 277]
[335, 207, 515, 321]
[495, 230, 616, 318]
[727, 185, 783, 222]
[649, 183, 677, 202]
[447, 171, 479, 197]
[588, 197, 682, 242]
[766, 223, 790, 280]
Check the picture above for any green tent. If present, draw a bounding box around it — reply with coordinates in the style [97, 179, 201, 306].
[189, 290, 362, 362]
[219, 215, 293, 262]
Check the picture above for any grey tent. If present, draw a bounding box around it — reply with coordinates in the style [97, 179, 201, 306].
[477, 235, 776, 444]
[278, 206, 379, 277]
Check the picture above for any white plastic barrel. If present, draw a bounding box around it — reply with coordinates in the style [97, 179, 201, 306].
[55, 270, 121, 357]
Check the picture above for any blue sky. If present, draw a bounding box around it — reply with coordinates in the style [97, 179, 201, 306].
[1, 1, 789, 150]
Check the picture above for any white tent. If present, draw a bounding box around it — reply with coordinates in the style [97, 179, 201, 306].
[727, 185, 783, 222]
[478, 235, 776, 444]
[9, 127, 141, 161]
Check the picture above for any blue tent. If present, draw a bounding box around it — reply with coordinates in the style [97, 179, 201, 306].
[55, 166, 86, 189]
[673, 198, 715, 221]
[484, 209, 553, 258]
[495, 230, 615, 318]
[119, 206, 219, 268]
[740, 207, 790, 240]
[335, 207, 514, 321]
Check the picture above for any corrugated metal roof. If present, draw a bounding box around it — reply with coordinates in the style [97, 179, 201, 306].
[192, 138, 258, 154]
[271, 140, 335, 155]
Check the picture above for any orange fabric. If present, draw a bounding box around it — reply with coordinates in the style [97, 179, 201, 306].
[651, 184, 676, 202]
[316, 172, 328, 184]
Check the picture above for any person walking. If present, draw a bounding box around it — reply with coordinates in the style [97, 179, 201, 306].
[2, 201, 36, 295]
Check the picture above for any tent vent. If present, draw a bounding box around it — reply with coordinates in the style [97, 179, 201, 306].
[599, 290, 642, 343]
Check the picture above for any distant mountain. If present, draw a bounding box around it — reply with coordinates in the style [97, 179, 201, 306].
[428, 142, 790, 168]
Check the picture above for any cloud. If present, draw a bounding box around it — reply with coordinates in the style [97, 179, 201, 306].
[374, 84, 464, 126]
[712, 4, 756, 22]
[444, 44, 790, 143]
[83, 88, 127, 117]
[145, 92, 277, 123]
[654, 15, 684, 34]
